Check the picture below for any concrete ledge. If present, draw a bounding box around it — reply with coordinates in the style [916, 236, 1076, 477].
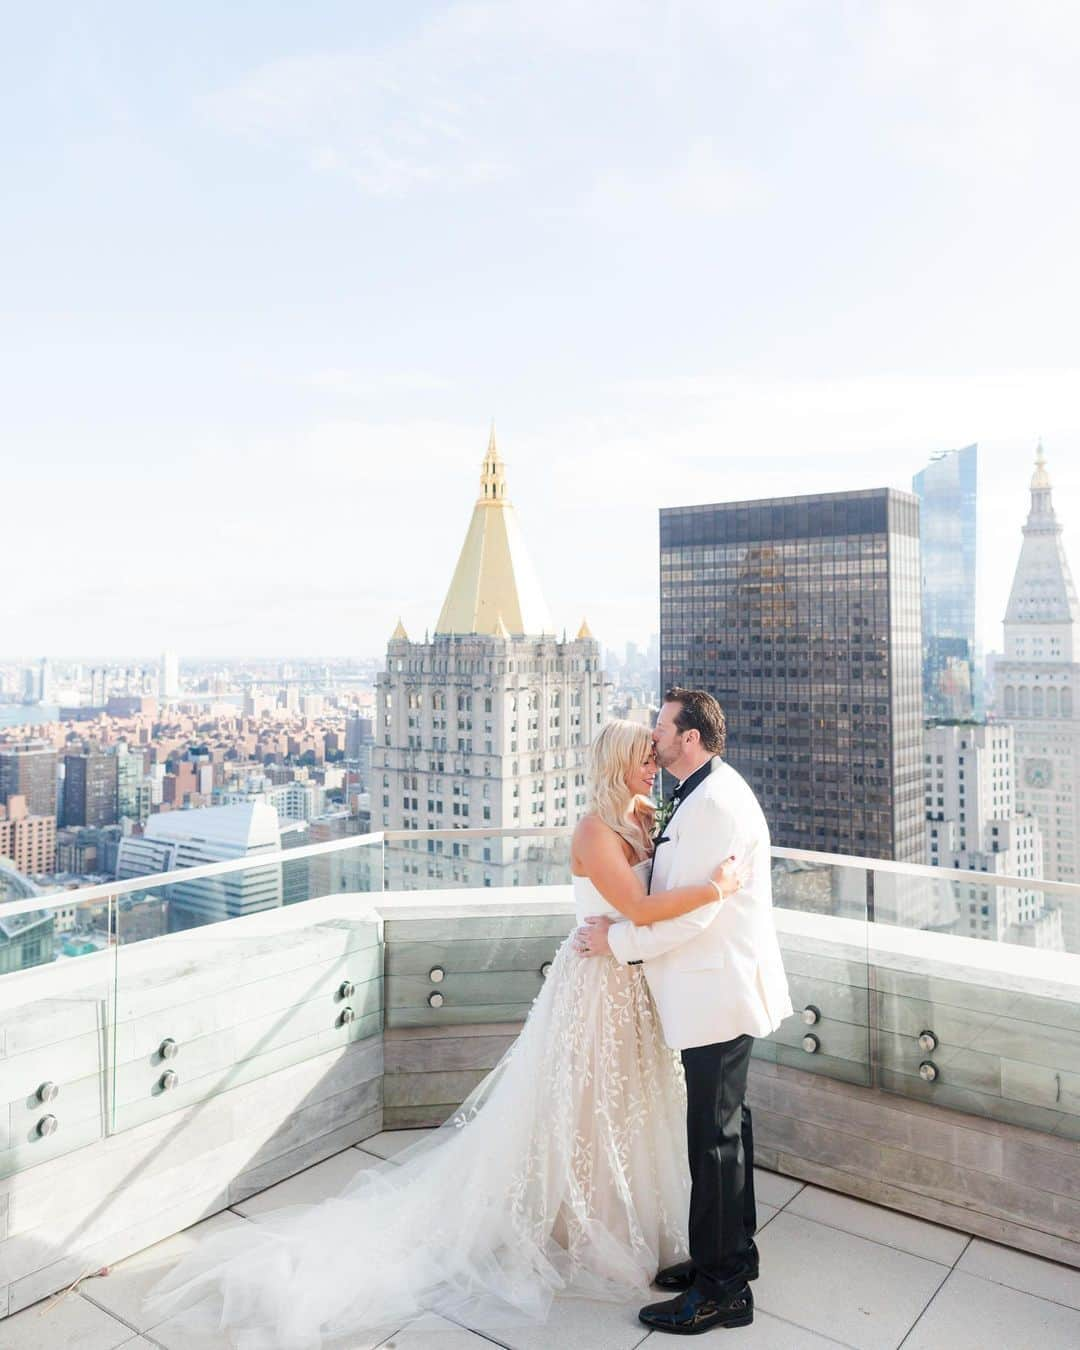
[0, 1038, 384, 1312]
[749, 1060, 1080, 1268]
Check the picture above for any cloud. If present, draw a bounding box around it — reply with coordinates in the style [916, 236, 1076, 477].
[194, 1, 740, 206]
[195, 0, 656, 197]
[852, 1, 1080, 178]
[608, 368, 1080, 462]
[584, 138, 766, 222]
[307, 370, 454, 398]
[192, 0, 1077, 235]
[198, 37, 509, 197]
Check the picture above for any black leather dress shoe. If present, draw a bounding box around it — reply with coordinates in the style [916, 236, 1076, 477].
[654, 1259, 696, 1291]
[639, 1284, 754, 1335]
[654, 1241, 759, 1290]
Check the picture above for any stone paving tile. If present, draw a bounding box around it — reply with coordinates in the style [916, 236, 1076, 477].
[368, 1315, 501, 1349]
[478, 1295, 649, 1350]
[79, 1212, 250, 1335]
[145, 1312, 393, 1349]
[753, 1168, 805, 1209]
[0, 1293, 135, 1350]
[752, 1211, 949, 1350]
[956, 1237, 1080, 1312]
[140, 1315, 249, 1350]
[15, 1136, 1077, 1350]
[902, 1269, 1080, 1350]
[233, 1147, 381, 1218]
[688, 1308, 849, 1347]
[356, 1129, 435, 1162]
[786, 1184, 969, 1266]
[463, 1298, 850, 1350]
[756, 1201, 780, 1231]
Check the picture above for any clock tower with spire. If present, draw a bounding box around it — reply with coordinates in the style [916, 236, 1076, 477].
[993, 444, 1080, 949]
[374, 429, 605, 889]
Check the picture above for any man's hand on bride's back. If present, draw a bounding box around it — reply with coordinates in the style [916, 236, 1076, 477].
[711, 856, 741, 898]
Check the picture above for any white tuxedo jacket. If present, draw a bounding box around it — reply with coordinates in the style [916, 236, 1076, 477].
[607, 759, 793, 1050]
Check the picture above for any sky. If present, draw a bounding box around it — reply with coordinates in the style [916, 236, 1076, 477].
[2, 1, 1079, 662]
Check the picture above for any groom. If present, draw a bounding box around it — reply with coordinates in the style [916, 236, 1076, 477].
[577, 688, 792, 1334]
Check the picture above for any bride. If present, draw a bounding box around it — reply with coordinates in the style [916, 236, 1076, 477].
[146, 719, 740, 1348]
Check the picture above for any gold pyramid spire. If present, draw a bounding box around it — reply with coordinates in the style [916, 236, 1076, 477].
[577, 617, 594, 639]
[435, 430, 555, 637]
[390, 617, 408, 640]
[479, 422, 507, 503]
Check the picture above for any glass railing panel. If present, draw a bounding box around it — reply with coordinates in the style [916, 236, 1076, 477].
[380, 901, 574, 1131]
[382, 828, 572, 892]
[384, 836, 875, 1088]
[110, 838, 385, 1135]
[379, 838, 574, 1127]
[0, 888, 117, 1179]
[766, 854, 871, 1086]
[867, 866, 1080, 1141]
[382, 910, 573, 1030]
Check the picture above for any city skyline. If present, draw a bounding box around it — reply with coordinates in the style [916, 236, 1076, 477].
[3, 5, 1079, 660]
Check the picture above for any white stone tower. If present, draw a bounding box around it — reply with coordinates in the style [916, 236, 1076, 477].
[373, 430, 605, 890]
[924, 723, 1058, 948]
[993, 444, 1080, 949]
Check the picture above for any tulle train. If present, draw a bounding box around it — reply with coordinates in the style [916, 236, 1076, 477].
[145, 939, 691, 1348]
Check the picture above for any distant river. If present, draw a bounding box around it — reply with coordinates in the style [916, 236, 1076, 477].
[0, 697, 248, 728]
[0, 705, 60, 728]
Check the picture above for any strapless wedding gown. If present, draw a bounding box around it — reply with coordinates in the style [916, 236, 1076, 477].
[146, 861, 690, 1348]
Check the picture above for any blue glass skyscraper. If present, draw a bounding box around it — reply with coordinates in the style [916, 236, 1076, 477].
[912, 444, 980, 721]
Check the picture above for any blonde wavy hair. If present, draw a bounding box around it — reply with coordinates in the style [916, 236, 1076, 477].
[586, 719, 656, 860]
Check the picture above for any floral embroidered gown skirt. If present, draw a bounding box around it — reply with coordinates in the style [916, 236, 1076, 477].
[147, 883, 690, 1348]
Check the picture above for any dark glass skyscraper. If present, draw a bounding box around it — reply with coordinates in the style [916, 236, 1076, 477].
[0, 743, 58, 818]
[63, 750, 118, 828]
[912, 444, 980, 721]
[660, 489, 924, 863]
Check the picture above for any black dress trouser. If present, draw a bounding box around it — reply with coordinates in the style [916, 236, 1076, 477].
[680, 1034, 756, 1295]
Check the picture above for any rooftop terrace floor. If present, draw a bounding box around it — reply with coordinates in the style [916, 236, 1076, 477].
[5, 1130, 1079, 1350]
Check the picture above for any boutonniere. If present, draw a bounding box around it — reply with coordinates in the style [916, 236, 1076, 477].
[653, 796, 675, 841]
